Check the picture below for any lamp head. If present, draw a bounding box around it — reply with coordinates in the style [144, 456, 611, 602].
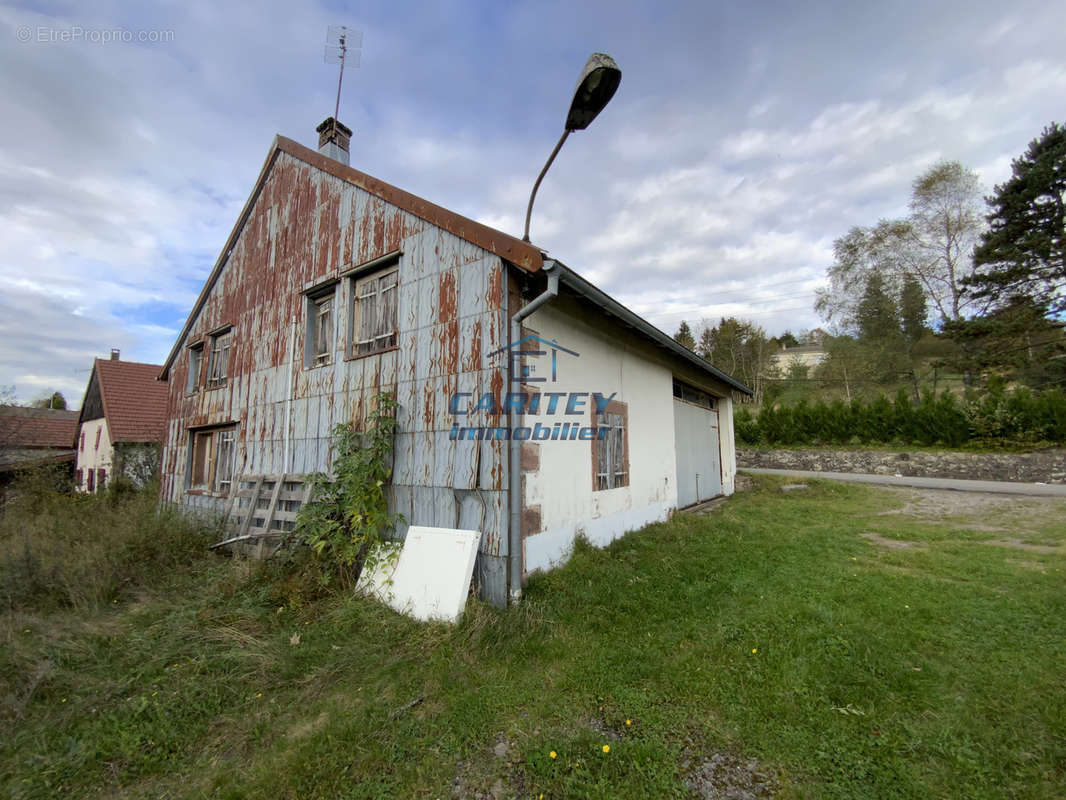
[565, 53, 621, 131]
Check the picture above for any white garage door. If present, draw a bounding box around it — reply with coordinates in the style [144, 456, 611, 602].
[673, 395, 722, 507]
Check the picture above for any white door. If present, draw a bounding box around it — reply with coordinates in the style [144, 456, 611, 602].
[673, 398, 722, 507]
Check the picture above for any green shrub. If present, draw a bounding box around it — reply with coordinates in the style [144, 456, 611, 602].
[738, 387, 1065, 449]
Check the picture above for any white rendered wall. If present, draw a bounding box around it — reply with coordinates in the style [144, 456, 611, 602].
[520, 302, 679, 574]
[76, 418, 113, 491]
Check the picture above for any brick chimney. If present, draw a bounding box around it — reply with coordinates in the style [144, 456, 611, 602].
[110, 348, 120, 361]
[316, 117, 352, 165]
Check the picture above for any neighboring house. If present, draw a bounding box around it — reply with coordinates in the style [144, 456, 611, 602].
[0, 405, 78, 500]
[75, 352, 168, 492]
[158, 118, 752, 607]
[771, 344, 828, 373]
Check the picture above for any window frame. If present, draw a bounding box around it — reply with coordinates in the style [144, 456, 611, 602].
[672, 378, 718, 410]
[347, 263, 399, 360]
[187, 341, 205, 393]
[205, 327, 232, 389]
[188, 424, 238, 495]
[591, 399, 629, 492]
[303, 281, 338, 368]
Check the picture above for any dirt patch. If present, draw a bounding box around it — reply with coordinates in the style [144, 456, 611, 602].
[984, 538, 1063, 554]
[861, 532, 926, 550]
[684, 751, 779, 799]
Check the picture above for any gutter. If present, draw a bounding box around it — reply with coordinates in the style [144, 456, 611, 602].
[508, 259, 560, 602]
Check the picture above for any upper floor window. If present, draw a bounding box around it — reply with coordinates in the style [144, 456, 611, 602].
[304, 283, 337, 367]
[592, 400, 629, 491]
[350, 267, 398, 357]
[94, 427, 102, 451]
[187, 342, 204, 392]
[207, 328, 232, 388]
[79, 432, 85, 452]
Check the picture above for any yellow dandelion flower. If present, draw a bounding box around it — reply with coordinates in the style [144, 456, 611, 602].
[626, 719, 632, 725]
[255, 692, 263, 698]
[549, 751, 557, 759]
[151, 691, 158, 697]
[752, 648, 758, 654]
[61, 698, 67, 703]
[602, 744, 610, 753]
[23, 628, 30, 633]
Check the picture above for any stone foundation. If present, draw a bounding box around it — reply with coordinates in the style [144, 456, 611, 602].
[738, 447, 1066, 485]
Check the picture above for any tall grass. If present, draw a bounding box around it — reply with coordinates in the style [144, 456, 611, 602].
[0, 467, 219, 612]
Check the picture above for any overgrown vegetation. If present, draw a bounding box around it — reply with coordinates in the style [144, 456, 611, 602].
[291, 393, 401, 588]
[2, 473, 1064, 798]
[736, 384, 1066, 448]
[0, 467, 217, 612]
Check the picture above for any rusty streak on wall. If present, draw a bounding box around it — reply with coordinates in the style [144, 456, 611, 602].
[160, 151, 514, 603]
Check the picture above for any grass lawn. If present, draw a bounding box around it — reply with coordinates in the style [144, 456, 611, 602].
[2, 475, 1064, 798]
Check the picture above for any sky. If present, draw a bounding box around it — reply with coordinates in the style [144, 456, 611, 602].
[1, 0, 1064, 406]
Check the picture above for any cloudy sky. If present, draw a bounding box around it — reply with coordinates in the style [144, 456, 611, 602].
[1, 0, 1064, 406]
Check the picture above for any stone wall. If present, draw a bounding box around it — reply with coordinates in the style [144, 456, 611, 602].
[738, 447, 1066, 484]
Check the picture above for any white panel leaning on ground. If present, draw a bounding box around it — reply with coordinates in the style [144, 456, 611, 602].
[358, 526, 480, 624]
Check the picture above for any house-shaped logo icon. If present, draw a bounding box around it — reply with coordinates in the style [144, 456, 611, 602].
[488, 335, 580, 384]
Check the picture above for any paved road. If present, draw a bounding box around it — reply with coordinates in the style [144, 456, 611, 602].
[741, 468, 1066, 497]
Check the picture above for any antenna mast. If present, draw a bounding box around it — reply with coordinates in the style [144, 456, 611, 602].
[324, 26, 362, 121]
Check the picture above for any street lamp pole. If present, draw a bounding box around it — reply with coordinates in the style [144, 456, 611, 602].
[522, 53, 621, 243]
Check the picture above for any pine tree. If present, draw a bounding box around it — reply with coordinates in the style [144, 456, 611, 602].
[674, 320, 696, 351]
[855, 273, 901, 344]
[969, 122, 1066, 317]
[899, 274, 927, 346]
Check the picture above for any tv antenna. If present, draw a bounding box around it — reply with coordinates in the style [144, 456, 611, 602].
[324, 25, 362, 121]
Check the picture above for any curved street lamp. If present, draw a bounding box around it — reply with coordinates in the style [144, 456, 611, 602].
[522, 53, 621, 243]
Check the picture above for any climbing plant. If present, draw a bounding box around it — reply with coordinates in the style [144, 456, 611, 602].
[293, 393, 402, 587]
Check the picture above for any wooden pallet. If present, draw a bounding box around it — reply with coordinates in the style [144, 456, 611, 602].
[210, 474, 312, 554]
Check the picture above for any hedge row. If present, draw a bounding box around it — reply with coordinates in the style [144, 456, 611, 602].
[735, 387, 1066, 448]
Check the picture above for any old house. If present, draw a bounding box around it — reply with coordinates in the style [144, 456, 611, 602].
[158, 119, 751, 607]
[75, 352, 168, 491]
[0, 405, 78, 499]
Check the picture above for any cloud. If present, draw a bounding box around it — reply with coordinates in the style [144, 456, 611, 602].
[1, 0, 1065, 403]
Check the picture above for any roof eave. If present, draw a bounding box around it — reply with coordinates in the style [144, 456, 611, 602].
[550, 261, 754, 396]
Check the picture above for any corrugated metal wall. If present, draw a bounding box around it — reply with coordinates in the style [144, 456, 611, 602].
[160, 151, 511, 604]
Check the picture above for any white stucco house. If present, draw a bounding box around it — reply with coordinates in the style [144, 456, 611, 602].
[157, 117, 752, 607]
[76, 354, 168, 492]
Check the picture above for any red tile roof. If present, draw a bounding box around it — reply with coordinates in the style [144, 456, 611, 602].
[0, 406, 79, 449]
[91, 359, 169, 443]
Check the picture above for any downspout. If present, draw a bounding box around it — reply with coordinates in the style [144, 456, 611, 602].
[508, 259, 559, 602]
[283, 317, 296, 472]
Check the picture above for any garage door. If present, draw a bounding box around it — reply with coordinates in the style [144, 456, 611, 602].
[673, 394, 722, 507]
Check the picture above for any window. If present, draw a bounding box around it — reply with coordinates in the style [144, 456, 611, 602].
[592, 400, 629, 491]
[206, 329, 231, 388]
[189, 425, 237, 494]
[187, 343, 204, 392]
[94, 427, 102, 451]
[672, 379, 717, 410]
[304, 285, 337, 367]
[79, 432, 85, 452]
[86, 469, 95, 493]
[350, 267, 398, 357]
[97, 468, 106, 491]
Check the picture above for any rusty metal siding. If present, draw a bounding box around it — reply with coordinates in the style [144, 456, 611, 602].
[159, 152, 510, 601]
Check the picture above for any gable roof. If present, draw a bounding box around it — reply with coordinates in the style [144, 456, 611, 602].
[159, 131, 751, 396]
[160, 135, 544, 378]
[0, 406, 79, 449]
[81, 359, 168, 444]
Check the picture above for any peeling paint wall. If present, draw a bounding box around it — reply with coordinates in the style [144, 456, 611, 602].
[159, 152, 511, 604]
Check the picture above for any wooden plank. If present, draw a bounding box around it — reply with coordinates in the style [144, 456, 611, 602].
[236, 476, 264, 537]
[259, 473, 287, 535]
